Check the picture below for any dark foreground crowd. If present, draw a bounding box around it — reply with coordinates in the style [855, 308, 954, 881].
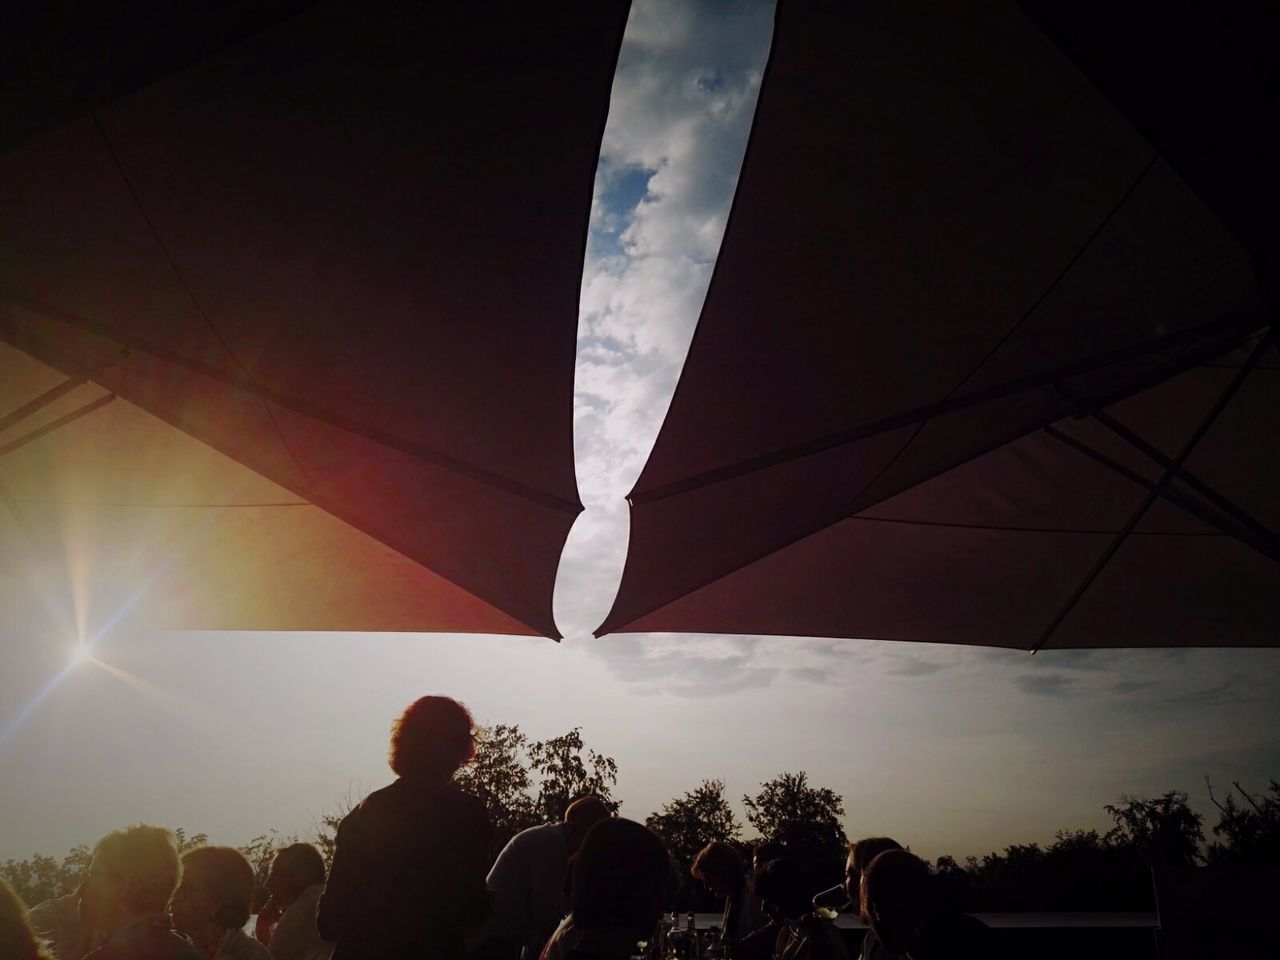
[1, 696, 990, 960]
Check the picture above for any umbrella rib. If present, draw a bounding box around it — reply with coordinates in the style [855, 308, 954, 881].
[601, 308, 1266, 636]
[0, 378, 86, 433]
[852, 515, 1224, 537]
[0, 295, 579, 514]
[632, 153, 1163, 505]
[89, 113, 320, 497]
[1042, 426, 1280, 562]
[3, 497, 311, 508]
[630, 300, 1264, 505]
[1054, 382, 1280, 546]
[944, 154, 1161, 399]
[0, 393, 117, 459]
[1031, 328, 1277, 653]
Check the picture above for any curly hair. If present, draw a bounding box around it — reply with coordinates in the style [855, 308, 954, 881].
[388, 696, 476, 778]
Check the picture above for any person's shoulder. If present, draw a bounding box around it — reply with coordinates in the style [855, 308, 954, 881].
[168, 930, 202, 960]
[87, 928, 199, 960]
[508, 821, 559, 845]
[341, 782, 397, 822]
[449, 784, 493, 826]
[26, 892, 77, 927]
[223, 928, 274, 960]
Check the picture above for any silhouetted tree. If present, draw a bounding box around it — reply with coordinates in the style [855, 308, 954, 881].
[744, 772, 846, 889]
[455, 724, 539, 854]
[931, 855, 972, 912]
[646, 779, 741, 908]
[173, 828, 210, 853]
[1206, 777, 1280, 865]
[0, 845, 89, 907]
[454, 723, 619, 859]
[527, 727, 620, 823]
[648, 779, 741, 868]
[1105, 791, 1204, 867]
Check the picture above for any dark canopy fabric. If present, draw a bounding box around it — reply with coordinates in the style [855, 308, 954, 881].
[1, 2, 631, 638]
[600, 1, 1279, 648]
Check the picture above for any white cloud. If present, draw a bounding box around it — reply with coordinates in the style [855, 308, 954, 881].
[570, 0, 775, 511]
[556, 0, 776, 653]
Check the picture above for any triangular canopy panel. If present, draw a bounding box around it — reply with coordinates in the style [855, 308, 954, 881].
[0, 344, 535, 636]
[600, 1, 1278, 647]
[1, 1, 632, 638]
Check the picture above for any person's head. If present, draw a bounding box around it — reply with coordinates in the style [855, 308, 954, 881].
[571, 818, 671, 940]
[78, 826, 182, 934]
[266, 843, 326, 902]
[751, 840, 785, 874]
[1, 878, 52, 960]
[389, 696, 476, 780]
[752, 858, 812, 922]
[564, 796, 613, 852]
[691, 842, 745, 899]
[844, 837, 902, 921]
[860, 850, 933, 954]
[170, 847, 256, 937]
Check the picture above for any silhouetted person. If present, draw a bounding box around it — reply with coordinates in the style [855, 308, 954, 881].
[734, 842, 788, 960]
[470, 796, 612, 960]
[539, 818, 670, 960]
[170, 847, 270, 960]
[751, 842, 786, 875]
[3, 877, 53, 960]
[844, 838, 904, 960]
[691, 842, 764, 955]
[860, 852, 989, 960]
[27, 888, 101, 960]
[753, 859, 847, 960]
[317, 696, 492, 960]
[77, 826, 198, 960]
[254, 844, 331, 960]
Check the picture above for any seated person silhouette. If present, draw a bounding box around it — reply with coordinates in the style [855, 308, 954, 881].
[254, 844, 332, 960]
[844, 838, 903, 960]
[860, 851, 989, 960]
[76, 825, 198, 960]
[539, 818, 671, 960]
[170, 847, 271, 960]
[471, 796, 612, 960]
[753, 859, 848, 960]
[691, 842, 765, 956]
[733, 842, 788, 960]
[27, 885, 101, 960]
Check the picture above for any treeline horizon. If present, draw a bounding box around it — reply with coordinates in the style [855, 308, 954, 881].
[5, 722, 1278, 913]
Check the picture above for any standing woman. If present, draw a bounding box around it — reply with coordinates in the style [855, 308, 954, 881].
[318, 696, 492, 960]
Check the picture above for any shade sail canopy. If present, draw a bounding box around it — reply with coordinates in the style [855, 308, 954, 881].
[1, 1, 632, 639]
[600, 1, 1279, 648]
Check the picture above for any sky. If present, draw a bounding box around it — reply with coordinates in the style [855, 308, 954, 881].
[4, 0, 1280, 865]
